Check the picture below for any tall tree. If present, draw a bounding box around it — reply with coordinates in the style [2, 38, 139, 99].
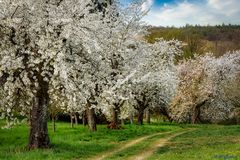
[73, 0, 149, 129]
[126, 40, 181, 125]
[0, 0, 103, 149]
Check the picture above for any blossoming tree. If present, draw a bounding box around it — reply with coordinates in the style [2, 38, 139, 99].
[125, 40, 181, 125]
[170, 51, 240, 123]
[0, 0, 105, 149]
[73, 0, 150, 129]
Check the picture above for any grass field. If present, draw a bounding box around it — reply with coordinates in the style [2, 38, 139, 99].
[0, 121, 240, 160]
[149, 125, 240, 160]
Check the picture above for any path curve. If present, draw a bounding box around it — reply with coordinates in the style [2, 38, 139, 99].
[126, 130, 191, 160]
[89, 131, 172, 160]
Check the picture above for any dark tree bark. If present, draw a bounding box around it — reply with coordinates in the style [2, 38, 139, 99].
[0, 73, 9, 86]
[108, 107, 119, 129]
[159, 106, 172, 122]
[108, 101, 124, 129]
[191, 108, 201, 124]
[191, 100, 206, 124]
[146, 108, 150, 124]
[28, 81, 50, 150]
[82, 111, 87, 126]
[135, 97, 148, 125]
[86, 101, 97, 132]
[112, 107, 118, 125]
[137, 109, 144, 125]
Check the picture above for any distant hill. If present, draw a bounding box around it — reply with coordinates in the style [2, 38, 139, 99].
[146, 24, 240, 59]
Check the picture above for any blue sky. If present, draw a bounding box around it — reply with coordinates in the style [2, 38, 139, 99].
[120, 0, 240, 27]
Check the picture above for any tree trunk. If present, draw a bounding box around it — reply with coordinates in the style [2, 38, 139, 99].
[74, 113, 78, 125]
[135, 98, 148, 125]
[108, 108, 120, 129]
[87, 101, 97, 132]
[146, 108, 150, 124]
[28, 84, 50, 149]
[82, 112, 87, 126]
[160, 107, 172, 122]
[191, 100, 205, 124]
[70, 113, 74, 128]
[137, 110, 144, 125]
[191, 107, 200, 124]
[130, 113, 134, 124]
[112, 108, 118, 125]
[121, 119, 124, 126]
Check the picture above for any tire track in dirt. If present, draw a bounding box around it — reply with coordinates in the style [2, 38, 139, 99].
[88, 131, 173, 160]
[126, 130, 192, 160]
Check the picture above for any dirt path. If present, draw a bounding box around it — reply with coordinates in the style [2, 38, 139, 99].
[88, 131, 172, 160]
[126, 130, 190, 160]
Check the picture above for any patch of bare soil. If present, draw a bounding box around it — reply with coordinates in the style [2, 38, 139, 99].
[89, 131, 172, 160]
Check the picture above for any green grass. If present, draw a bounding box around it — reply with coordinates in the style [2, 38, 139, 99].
[149, 124, 240, 160]
[106, 132, 174, 160]
[106, 127, 186, 160]
[0, 121, 181, 160]
[1, 121, 240, 160]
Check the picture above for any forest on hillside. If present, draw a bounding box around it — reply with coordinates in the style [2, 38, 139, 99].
[146, 24, 240, 59]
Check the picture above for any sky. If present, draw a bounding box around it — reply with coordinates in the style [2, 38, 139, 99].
[120, 0, 240, 27]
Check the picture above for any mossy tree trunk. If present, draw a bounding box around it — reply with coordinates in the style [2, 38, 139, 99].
[87, 101, 97, 132]
[135, 96, 149, 125]
[108, 101, 125, 129]
[137, 109, 144, 125]
[28, 80, 50, 150]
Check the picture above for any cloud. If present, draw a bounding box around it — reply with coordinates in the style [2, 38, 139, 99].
[143, 0, 240, 27]
[141, 0, 154, 11]
[207, 0, 240, 16]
